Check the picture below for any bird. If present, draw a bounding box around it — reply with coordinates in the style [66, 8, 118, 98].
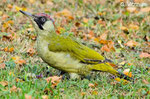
[19, 10, 132, 81]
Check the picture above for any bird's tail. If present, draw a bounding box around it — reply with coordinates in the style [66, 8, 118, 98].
[89, 62, 132, 81]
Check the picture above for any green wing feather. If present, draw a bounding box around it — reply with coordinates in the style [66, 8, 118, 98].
[48, 35, 105, 63]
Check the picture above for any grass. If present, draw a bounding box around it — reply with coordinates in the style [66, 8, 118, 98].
[0, 0, 150, 98]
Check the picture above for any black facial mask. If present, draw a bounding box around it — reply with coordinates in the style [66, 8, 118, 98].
[34, 16, 47, 30]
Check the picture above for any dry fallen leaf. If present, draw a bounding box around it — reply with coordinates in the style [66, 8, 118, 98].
[88, 83, 95, 88]
[140, 7, 150, 13]
[129, 24, 139, 30]
[10, 85, 21, 93]
[101, 45, 110, 52]
[123, 69, 132, 77]
[83, 18, 89, 23]
[0, 63, 6, 69]
[99, 32, 108, 40]
[27, 48, 35, 56]
[101, 40, 115, 52]
[88, 31, 95, 39]
[81, 92, 86, 96]
[45, 76, 62, 88]
[124, 40, 139, 47]
[142, 79, 149, 84]
[139, 52, 150, 58]
[11, 56, 26, 65]
[25, 94, 32, 99]
[0, 81, 8, 86]
[55, 9, 74, 20]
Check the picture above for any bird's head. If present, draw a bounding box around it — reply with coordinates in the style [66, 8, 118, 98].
[20, 10, 55, 35]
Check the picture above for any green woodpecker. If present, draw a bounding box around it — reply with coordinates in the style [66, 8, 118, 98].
[20, 10, 132, 80]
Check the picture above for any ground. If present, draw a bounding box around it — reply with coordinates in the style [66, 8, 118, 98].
[0, 0, 150, 98]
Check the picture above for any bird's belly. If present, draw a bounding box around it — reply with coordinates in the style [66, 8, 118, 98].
[37, 44, 87, 74]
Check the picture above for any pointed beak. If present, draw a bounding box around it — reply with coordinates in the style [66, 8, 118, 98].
[19, 10, 33, 17]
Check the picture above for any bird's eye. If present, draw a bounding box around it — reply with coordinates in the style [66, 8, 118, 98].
[41, 17, 46, 22]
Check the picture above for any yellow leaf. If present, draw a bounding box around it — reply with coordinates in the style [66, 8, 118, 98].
[29, 0, 35, 3]
[129, 24, 139, 30]
[91, 90, 98, 95]
[15, 6, 27, 11]
[119, 61, 126, 65]
[9, 47, 14, 52]
[9, 72, 15, 76]
[0, 11, 2, 16]
[114, 77, 129, 85]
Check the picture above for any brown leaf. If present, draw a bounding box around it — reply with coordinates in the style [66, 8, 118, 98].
[0, 63, 6, 69]
[142, 79, 149, 84]
[101, 45, 110, 52]
[25, 94, 32, 99]
[99, 32, 107, 40]
[83, 18, 89, 23]
[101, 40, 115, 52]
[124, 40, 139, 47]
[81, 92, 86, 96]
[10, 85, 21, 93]
[11, 56, 26, 65]
[139, 52, 150, 58]
[140, 7, 150, 13]
[55, 9, 74, 20]
[0, 81, 8, 86]
[27, 48, 35, 56]
[45, 76, 62, 88]
[88, 83, 95, 88]
[88, 31, 95, 39]
[123, 69, 132, 77]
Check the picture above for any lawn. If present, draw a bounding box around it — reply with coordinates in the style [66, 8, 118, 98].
[0, 0, 150, 98]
